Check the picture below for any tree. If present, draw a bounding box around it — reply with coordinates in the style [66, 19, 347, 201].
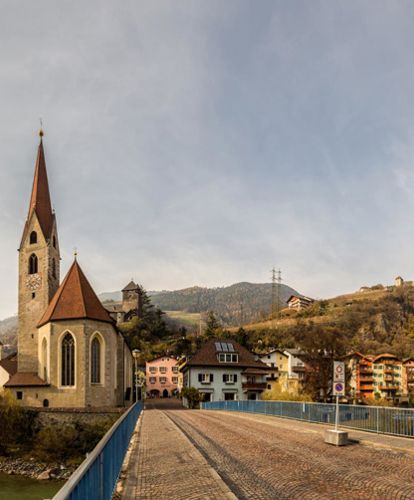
[291, 321, 348, 401]
[204, 311, 221, 339]
[181, 387, 204, 409]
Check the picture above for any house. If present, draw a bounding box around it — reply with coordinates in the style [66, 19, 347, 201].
[105, 280, 143, 325]
[345, 352, 374, 401]
[0, 353, 17, 390]
[257, 349, 286, 390]
[180, 339, 269, 403]
[402, 358, 414, 397]
[287, 295, 314, 311]
[146, 356, 179, 398]
[372, 353, 403, 400]
[395, 276, 404, 287]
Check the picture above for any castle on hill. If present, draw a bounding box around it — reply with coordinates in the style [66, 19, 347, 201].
[5, 131, 134, 408]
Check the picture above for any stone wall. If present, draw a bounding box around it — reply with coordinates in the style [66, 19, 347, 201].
[32, 406, 124, 428]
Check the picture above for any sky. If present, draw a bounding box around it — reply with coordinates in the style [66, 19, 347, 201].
[1, 1, 414, 318]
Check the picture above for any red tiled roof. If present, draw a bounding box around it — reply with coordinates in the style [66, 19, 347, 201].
[28, 138, 54, 239]
[0, 354, 17, 376]
[185, 339, 269, 369]
[5, 372, 49, 387]
[38, 259, 114, 327]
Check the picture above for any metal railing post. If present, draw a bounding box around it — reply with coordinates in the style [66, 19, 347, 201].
[99, 451, 104, 500]
[376, 407, 379, 434]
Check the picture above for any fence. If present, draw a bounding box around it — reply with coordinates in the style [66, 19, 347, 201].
[201, 400, 414, 438]
[53, 401, 143, 500]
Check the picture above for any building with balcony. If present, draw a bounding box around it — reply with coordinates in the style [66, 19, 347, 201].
[180, 339, 269, 402]
[346, 352, 375, 401]
[372, 353, 403, 400]
[402, 358, 414, 397]
[287, 295, 314, 311]
[146, 356, 179, 398]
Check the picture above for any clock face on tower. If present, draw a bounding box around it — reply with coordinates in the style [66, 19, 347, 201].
[26, 274, 42, 291]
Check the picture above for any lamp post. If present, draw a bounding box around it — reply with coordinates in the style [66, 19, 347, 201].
[132, 349, 140, 402]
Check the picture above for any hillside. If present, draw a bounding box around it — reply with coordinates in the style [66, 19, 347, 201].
[0, 315, 17, 347]
[148, 282, 299, 326]
[239, 284, 414, 358]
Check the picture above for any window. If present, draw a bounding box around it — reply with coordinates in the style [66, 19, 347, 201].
[149, 377, 156, 384]
[52, 258, 56, 279]
[91, 336, 101, 384]
[218, 353, 238, 363]
[160, 366, 167, 373]
[223, 374, 237, 384]
[160, 377, 167, 384]
[61, 333, 75, 386]
[172, 366, 179, 373]
[30, 231, 37, 244]
[198, 373, 213, 384]
[53, 236, 56, 248]
[16, 391, 23, 400]
[28, 253, 38, 274]
[41, 338, 48, 382]
[149, 366, 157, 373]
[172, 376, 178, 384]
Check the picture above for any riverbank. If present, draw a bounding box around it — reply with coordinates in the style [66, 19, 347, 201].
[0, 472, 63, 500]
[0, 456, 75, 481]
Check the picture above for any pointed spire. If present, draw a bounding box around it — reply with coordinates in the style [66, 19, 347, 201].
[37, 258, 114, 327]
[28, 131, 54, 238]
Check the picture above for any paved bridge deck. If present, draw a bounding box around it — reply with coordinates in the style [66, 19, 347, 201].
[120, 400, 414, 499]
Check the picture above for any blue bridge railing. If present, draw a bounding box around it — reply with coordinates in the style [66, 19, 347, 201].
[201, 400, 414, 438]
[53, 402, 143, 500]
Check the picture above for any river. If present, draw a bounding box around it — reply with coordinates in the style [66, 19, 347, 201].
[0, 473, 63, 500]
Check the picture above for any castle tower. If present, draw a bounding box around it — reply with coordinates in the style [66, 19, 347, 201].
[17, 131, 60, 372]
[122, 280, 143, 317]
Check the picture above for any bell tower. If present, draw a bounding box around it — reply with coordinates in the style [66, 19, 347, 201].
[17, 130, 60, 373]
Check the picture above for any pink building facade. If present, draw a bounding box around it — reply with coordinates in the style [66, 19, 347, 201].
[146, 356, 179, 398]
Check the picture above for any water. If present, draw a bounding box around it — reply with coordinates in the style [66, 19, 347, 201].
[0, 472, 63, 500]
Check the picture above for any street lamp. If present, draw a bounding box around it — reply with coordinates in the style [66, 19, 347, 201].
[132, 349, 140, 403]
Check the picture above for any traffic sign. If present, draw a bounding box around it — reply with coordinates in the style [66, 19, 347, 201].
[333, 382, 345, 396]
[333, 361, 345, 383]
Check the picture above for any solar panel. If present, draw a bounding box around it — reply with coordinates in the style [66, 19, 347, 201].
[215, 342, 222, 352]
[221, 342, 229, 352]
[227, 343, 234, 352]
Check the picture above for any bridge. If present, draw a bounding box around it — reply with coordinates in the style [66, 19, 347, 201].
[54, 399, 414, 499]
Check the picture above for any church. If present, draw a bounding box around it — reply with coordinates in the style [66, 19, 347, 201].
[5, 131, 134, 408]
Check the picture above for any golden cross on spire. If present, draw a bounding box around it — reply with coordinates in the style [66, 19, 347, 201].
[39, 117, 44, 138]
[74, 247, 78, 260]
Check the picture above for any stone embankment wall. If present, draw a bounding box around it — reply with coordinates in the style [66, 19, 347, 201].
[32, 406, 124, 427]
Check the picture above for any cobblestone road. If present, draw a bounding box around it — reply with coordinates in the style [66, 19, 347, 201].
[166, 410, 414, 500]
[121, 403, 414, 500]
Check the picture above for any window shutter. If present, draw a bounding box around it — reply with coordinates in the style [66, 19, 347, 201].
[198, 373, 202, 382]
[234, 374, 237, 382]
[210, 374, 214, 382]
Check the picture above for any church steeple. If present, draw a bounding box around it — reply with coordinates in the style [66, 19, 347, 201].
[17, 131, 61, 373]
[27, 131, 54, 239]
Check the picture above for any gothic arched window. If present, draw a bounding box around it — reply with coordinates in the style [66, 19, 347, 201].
[52, 258, 56, 279]
[42, 338, 48, 382]
[91, 336, 101, 384]
[30, 231, 37, 244]
[28, 254, 38, 274]
[53, 236, 56, 248]
[61, 333, 75, 386]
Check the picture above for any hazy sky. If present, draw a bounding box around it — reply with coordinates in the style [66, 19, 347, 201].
[1, 1, 414, 318]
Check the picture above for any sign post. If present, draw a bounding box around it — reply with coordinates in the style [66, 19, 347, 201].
[324, 361, 348, 446]
[332, 361, 345, 431]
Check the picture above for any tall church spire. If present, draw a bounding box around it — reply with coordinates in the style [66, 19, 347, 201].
[28, 130, 54, 239]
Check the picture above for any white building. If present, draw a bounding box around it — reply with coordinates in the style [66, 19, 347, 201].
[181, 339, 269, 402]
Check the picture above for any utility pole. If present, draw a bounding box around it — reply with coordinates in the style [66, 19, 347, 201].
[276, 268, 282, 318]
[271, 268, 276, 326]
[271, 268, 283, 328]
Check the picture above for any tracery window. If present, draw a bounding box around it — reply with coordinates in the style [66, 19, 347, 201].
[30, 231, 37, 244]
[61, 333, 75, 386]
[28, 253, 38, 274]
[91, 336, 101, 384]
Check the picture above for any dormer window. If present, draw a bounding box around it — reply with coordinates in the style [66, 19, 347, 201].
[30, 231, 37, 244]
[218, 353, 238, 363]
